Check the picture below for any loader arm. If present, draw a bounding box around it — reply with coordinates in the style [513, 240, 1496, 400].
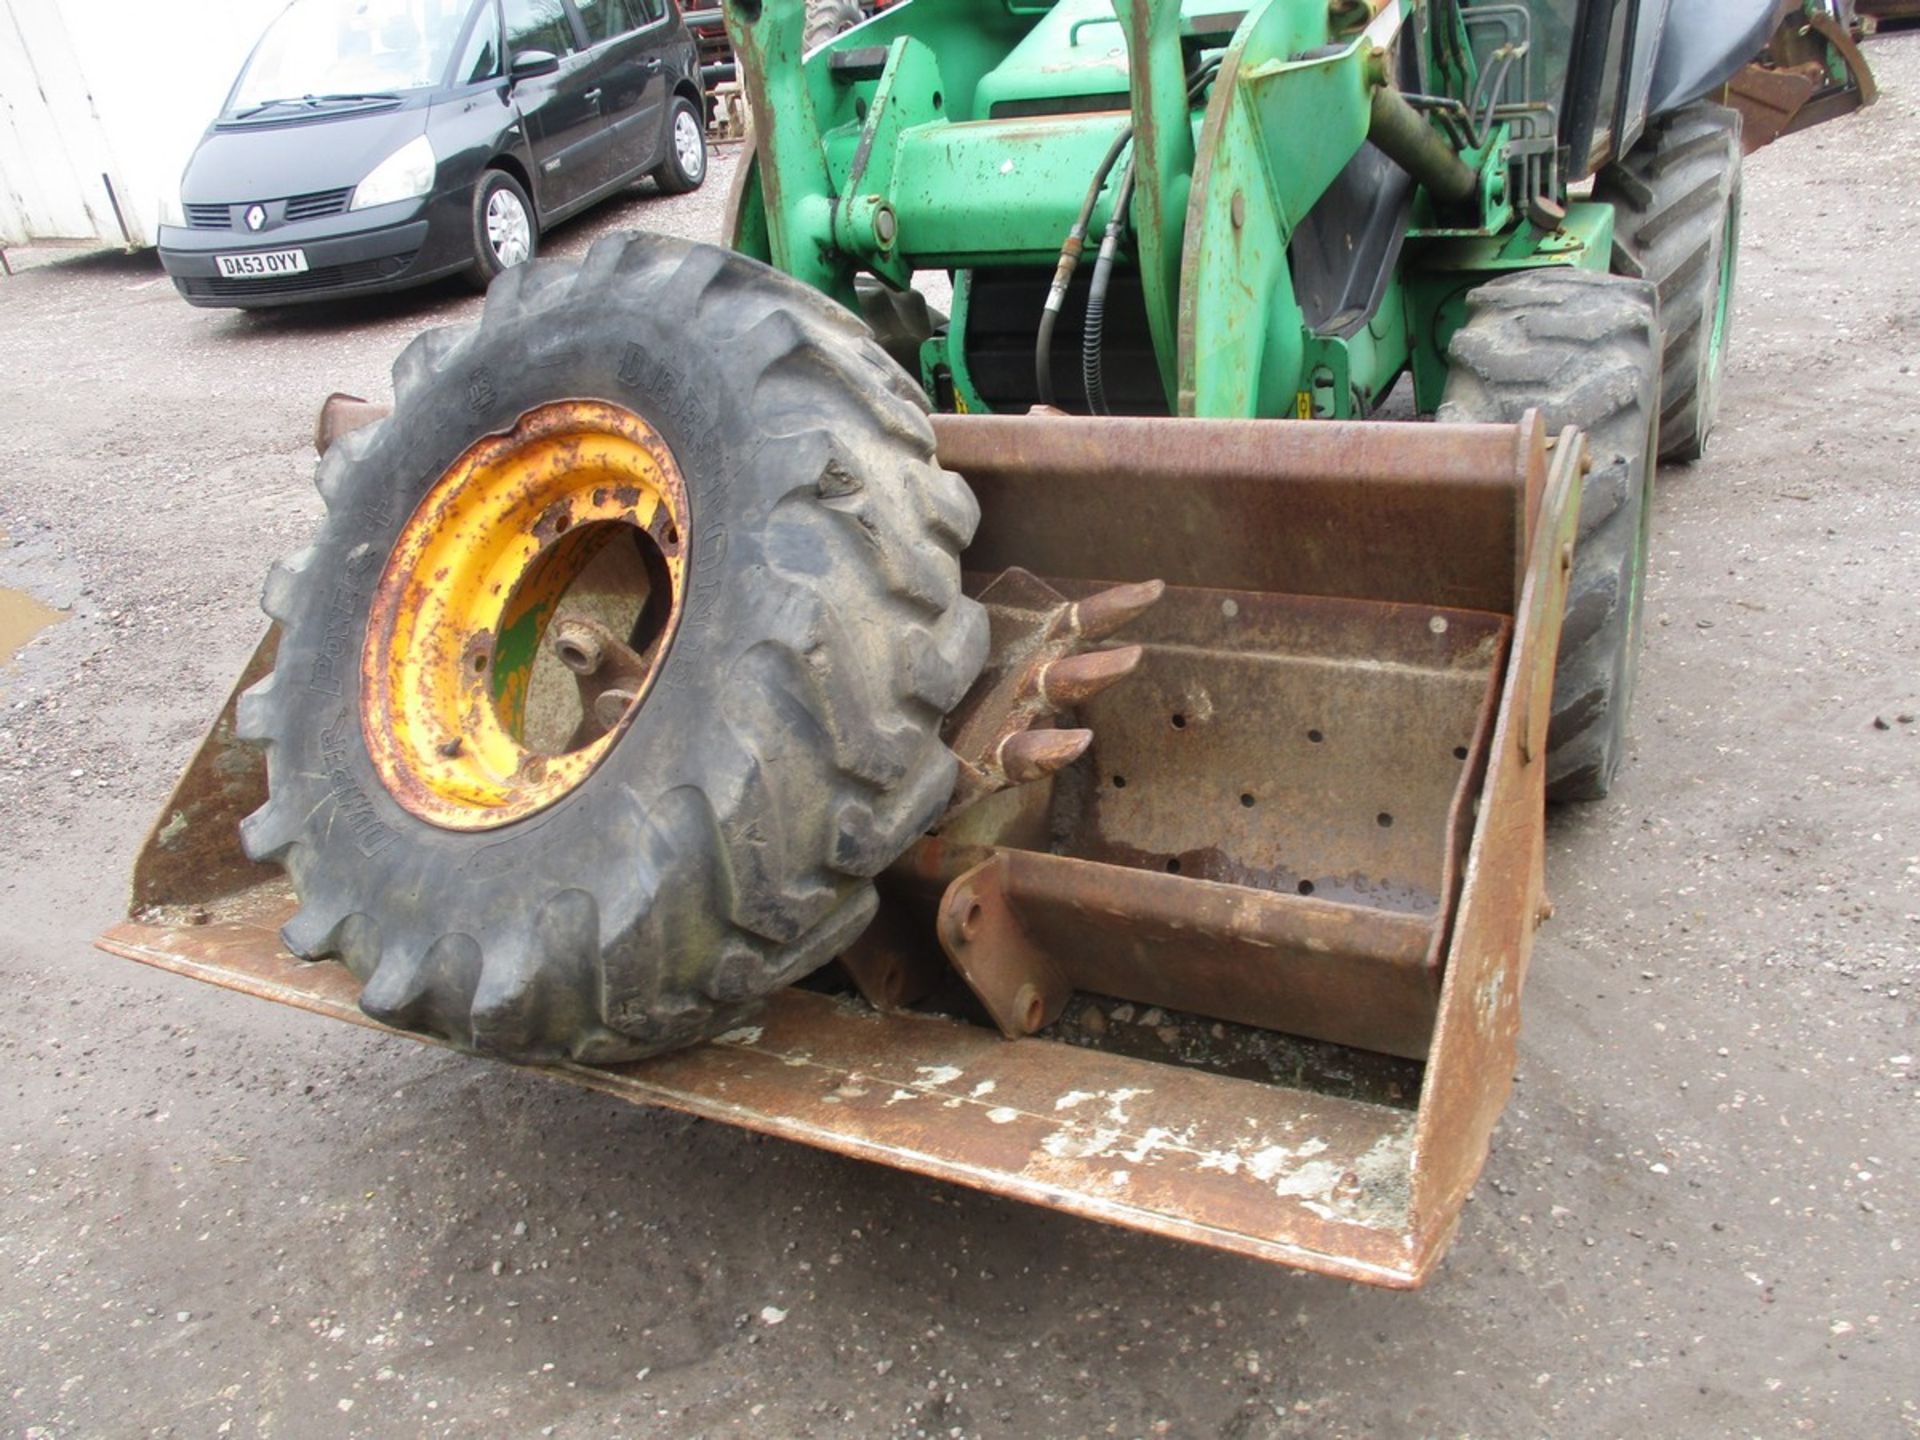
[724, 0, 1503, 419]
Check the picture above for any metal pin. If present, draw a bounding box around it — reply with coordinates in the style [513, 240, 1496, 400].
[552, 619, 606, 676]
[591, 689, 635, 730]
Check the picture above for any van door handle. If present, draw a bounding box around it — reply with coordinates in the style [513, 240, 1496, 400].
[584, 87, 603, 102]
[644, 57, 661, 71]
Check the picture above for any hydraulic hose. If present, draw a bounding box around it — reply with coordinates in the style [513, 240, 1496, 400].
[1080, 160, 1135, 417]
[1036, 124, 1135, 406]
[1036, 58, 1222, 409]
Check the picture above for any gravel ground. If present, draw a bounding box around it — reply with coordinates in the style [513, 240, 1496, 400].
[2, 45, 1917, 1439]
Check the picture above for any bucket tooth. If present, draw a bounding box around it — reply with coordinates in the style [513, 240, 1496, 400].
[1069, 579, 1166, 641]
[998, 727, 1092, 784]
[1038, 644, 1144, 707]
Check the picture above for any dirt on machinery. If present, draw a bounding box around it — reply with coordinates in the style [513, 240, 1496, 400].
[1, 36, 1917, 1439]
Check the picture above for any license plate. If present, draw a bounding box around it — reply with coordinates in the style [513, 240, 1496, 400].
[214, 248, 309, 279]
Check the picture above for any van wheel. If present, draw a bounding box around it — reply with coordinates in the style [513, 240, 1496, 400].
[652, 97, 706, 195]
[466, 170, 537, 291]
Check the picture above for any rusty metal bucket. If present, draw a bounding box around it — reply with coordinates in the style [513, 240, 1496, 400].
[1726, 4, 1879, 152]
[99, 408, 1579, 1288]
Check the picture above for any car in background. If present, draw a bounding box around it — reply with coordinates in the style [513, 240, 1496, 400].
[156, 0, 705, 308]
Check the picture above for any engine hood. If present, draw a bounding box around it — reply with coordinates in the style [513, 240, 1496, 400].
[183, 102, 432, 203]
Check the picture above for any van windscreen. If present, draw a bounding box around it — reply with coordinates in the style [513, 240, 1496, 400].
[230, 0, 474, 111]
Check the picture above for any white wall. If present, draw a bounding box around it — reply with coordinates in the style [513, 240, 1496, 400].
[1, 0, 287, 247]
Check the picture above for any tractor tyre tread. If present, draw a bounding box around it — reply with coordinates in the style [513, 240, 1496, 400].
[1438, 267, 1661, 802]
[804, 0, 865, 52]
[237, 232, 987, 1063]
[1597, 100, 1743, 462]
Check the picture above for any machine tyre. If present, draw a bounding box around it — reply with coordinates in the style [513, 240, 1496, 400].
[236, 233, 988, 1062]
[855, 277, 940, 377]
[804, 0, 865, 52]
[1597, 101, 1742, 462]
[1439, 268, 1661, 802]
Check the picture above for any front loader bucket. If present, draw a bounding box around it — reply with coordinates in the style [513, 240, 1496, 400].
[1726, 4, 1879, 152]
[101, 410, 1579, 1288]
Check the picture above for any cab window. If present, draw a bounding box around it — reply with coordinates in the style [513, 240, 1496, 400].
[453, 1, 503, 82]
[634, 0, 665, 24]
[503, 0, 578, 56]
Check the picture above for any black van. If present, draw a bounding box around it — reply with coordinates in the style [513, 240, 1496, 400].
[157, 0, 705, 308]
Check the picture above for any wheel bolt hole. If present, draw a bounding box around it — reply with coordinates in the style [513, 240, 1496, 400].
[665, 523, 680, 546]
[472, 652, 489, 673]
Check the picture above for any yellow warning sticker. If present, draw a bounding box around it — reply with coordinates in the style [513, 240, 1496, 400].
[1295, 392, 1313, 420]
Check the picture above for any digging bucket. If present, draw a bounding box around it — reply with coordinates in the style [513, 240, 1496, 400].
[100, 406, 1580, 1287]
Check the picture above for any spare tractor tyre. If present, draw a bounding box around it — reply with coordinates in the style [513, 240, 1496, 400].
[1438, 267, 1661, 803]
[236, 233, 989, 1062]
[1597, 101, 1743, 462]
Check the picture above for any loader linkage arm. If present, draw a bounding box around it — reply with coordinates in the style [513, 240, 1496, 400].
[722, 0, 1517, 418]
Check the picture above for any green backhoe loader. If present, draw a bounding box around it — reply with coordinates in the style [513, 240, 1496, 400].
[105, 0, 1773, 1285]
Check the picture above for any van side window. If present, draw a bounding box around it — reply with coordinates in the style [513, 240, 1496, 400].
[455, 2, 503, 82]
[503, 0, 577, 57]
[634, 0, 665, 23]
[574, 0, 637, 42]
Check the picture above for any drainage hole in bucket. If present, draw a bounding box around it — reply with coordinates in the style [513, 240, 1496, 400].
[1165, 857, 1181, 874]
[1297, 879, 1315, 896]
[1377, 812, 1394, 828]
[1307, 728, 1324, 743]
[1240, 792, 1255, 808]
[1453, 744, 1469, 760]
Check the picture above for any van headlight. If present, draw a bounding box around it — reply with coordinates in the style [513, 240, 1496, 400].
[156, 190, 186, 228]
[351, 135, 437, 211]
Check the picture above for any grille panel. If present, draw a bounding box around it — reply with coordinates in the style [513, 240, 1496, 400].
[284, 187, 353, 220]
[180, 187, 355, 230]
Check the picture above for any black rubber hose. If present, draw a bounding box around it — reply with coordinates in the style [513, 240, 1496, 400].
[1036, 124, 1134, 406]
[1080, 161, 1135, 417]
[1038, 58, 1220, 410]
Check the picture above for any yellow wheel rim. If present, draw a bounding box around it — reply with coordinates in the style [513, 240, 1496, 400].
[361, 400, 690, 830]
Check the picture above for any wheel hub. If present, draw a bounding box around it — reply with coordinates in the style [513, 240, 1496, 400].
[675, 111, 704, 180]
[361, 401, 690, 829]
[486, 188, 530, 267]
